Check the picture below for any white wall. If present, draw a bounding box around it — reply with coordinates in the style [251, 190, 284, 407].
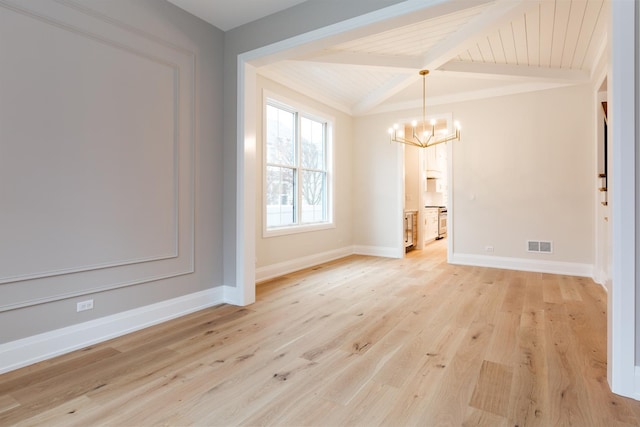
[0, 0, 225, 343]
[352, 116, 404, 255]
[355, 84, 595, 273]
[404, 145, 421, 212]
[449, 85, 594, 267]
[254, 76, 354, 277]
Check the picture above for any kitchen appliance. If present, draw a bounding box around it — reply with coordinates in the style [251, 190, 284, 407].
[404, 210, 418, 249]
[436, 207, 447, 239]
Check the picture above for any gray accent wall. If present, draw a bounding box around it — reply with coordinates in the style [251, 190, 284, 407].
[0, 0, 224, 342]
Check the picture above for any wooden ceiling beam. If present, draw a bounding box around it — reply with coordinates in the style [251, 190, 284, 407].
[292, 51, 421, 72]
[437, 60, 590, 82]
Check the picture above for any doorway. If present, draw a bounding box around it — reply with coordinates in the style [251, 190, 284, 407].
[401, 114, 454, 259]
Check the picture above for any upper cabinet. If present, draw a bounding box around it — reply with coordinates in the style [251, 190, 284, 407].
[422, 116, 451, 178]
[425, 144, 446, 178]
[426, 177, 445, 193]
[425, 145, 439, 178]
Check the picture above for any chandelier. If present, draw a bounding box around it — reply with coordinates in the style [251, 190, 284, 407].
[388, 70, 461, 148]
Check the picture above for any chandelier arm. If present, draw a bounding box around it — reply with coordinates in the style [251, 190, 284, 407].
[391, 137, 423, 148]
[427, 133, 460, 148]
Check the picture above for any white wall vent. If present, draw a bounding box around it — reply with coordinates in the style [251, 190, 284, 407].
[527, 240, 553, 253]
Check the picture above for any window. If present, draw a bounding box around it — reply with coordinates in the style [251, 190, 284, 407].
[264, 98, 332, 235]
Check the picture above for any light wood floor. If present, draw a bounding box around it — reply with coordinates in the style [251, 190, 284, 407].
[2, 240, 640, 426]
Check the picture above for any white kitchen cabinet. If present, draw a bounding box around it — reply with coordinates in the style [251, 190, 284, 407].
[426, 178, 446, 193]
[425, 145, 440, 177]
[423, 208, 439, 242]
[425, 143, 447, 178]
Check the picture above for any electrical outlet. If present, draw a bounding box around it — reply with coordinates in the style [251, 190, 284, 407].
[76, 299, 94, 312]
[485, 246, 494, 253]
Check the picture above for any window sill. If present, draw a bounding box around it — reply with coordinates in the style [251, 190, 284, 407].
[263, 222, 335, 238]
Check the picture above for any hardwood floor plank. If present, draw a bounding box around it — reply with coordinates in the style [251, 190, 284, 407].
[0, 347, 177, 426]
[379, 323, 469, 425]
[560, 275, 584, 302]
[113, 306, 253, 354]
[0, 347, 121, 396]
[506, 309, 549, 426]
[484, 312, 520, 366]
[12, 396, 91, 427]
[469, 360, 513, 417]
[544, 302, 595, 426]
[500, 272, 526, 314]
[328, 380, 401, 426]
[462, 406, 509, 427]
[234, 349, 352, 426]
[542, 274, 564, 304]
[416, 321, 495, 426]
[320, 328, 410, 405]
[523, 272, 545, 311]
[50, 358, 222, 426]
[269, 396, 341, 426]
[0, 394, 20, 415]
[373, 326, 433, 388]
[166, 353, 315, 426]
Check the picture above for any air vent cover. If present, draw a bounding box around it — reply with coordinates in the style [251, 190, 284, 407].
[528, 240, 552, 253]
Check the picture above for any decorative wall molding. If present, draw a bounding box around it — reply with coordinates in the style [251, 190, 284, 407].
[450, 253, 594, 278]
[255, 246, 354, 283]
[0, 0, 196, 312]
[0, 288, 225, 375]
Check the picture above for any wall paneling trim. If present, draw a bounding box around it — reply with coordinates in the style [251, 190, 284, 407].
[0, 0, 196, 312]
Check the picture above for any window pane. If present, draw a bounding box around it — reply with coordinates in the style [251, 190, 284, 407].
[266, 105, 295, 166]
[301, 170, 326, 224]
[266, 166, 296, 228]
[300, 116, 324, 169]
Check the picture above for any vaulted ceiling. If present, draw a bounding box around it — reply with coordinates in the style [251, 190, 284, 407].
[170, 0, 609, 116]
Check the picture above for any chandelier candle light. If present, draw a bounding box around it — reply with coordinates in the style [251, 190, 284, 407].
[388, 70, 461, 148]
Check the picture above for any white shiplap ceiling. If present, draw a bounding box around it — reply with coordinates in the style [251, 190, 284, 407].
[168, 0, 609, 116]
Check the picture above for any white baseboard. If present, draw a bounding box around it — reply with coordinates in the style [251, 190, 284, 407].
[255, 244, 403, 284]
[256, 246, 353, 283]
[0, 287, 225, 375]
[221, 284, 250, 306]
[632, 366, 640, 400]
[449, 253, 594, 277]
[353, 245, 402, 259]
[593, 269, 608, 287]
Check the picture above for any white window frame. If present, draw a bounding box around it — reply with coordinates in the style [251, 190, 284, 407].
[262, 91, 334, 238]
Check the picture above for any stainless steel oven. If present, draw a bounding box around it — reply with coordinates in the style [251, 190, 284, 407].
[437, 207, 447, 239]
